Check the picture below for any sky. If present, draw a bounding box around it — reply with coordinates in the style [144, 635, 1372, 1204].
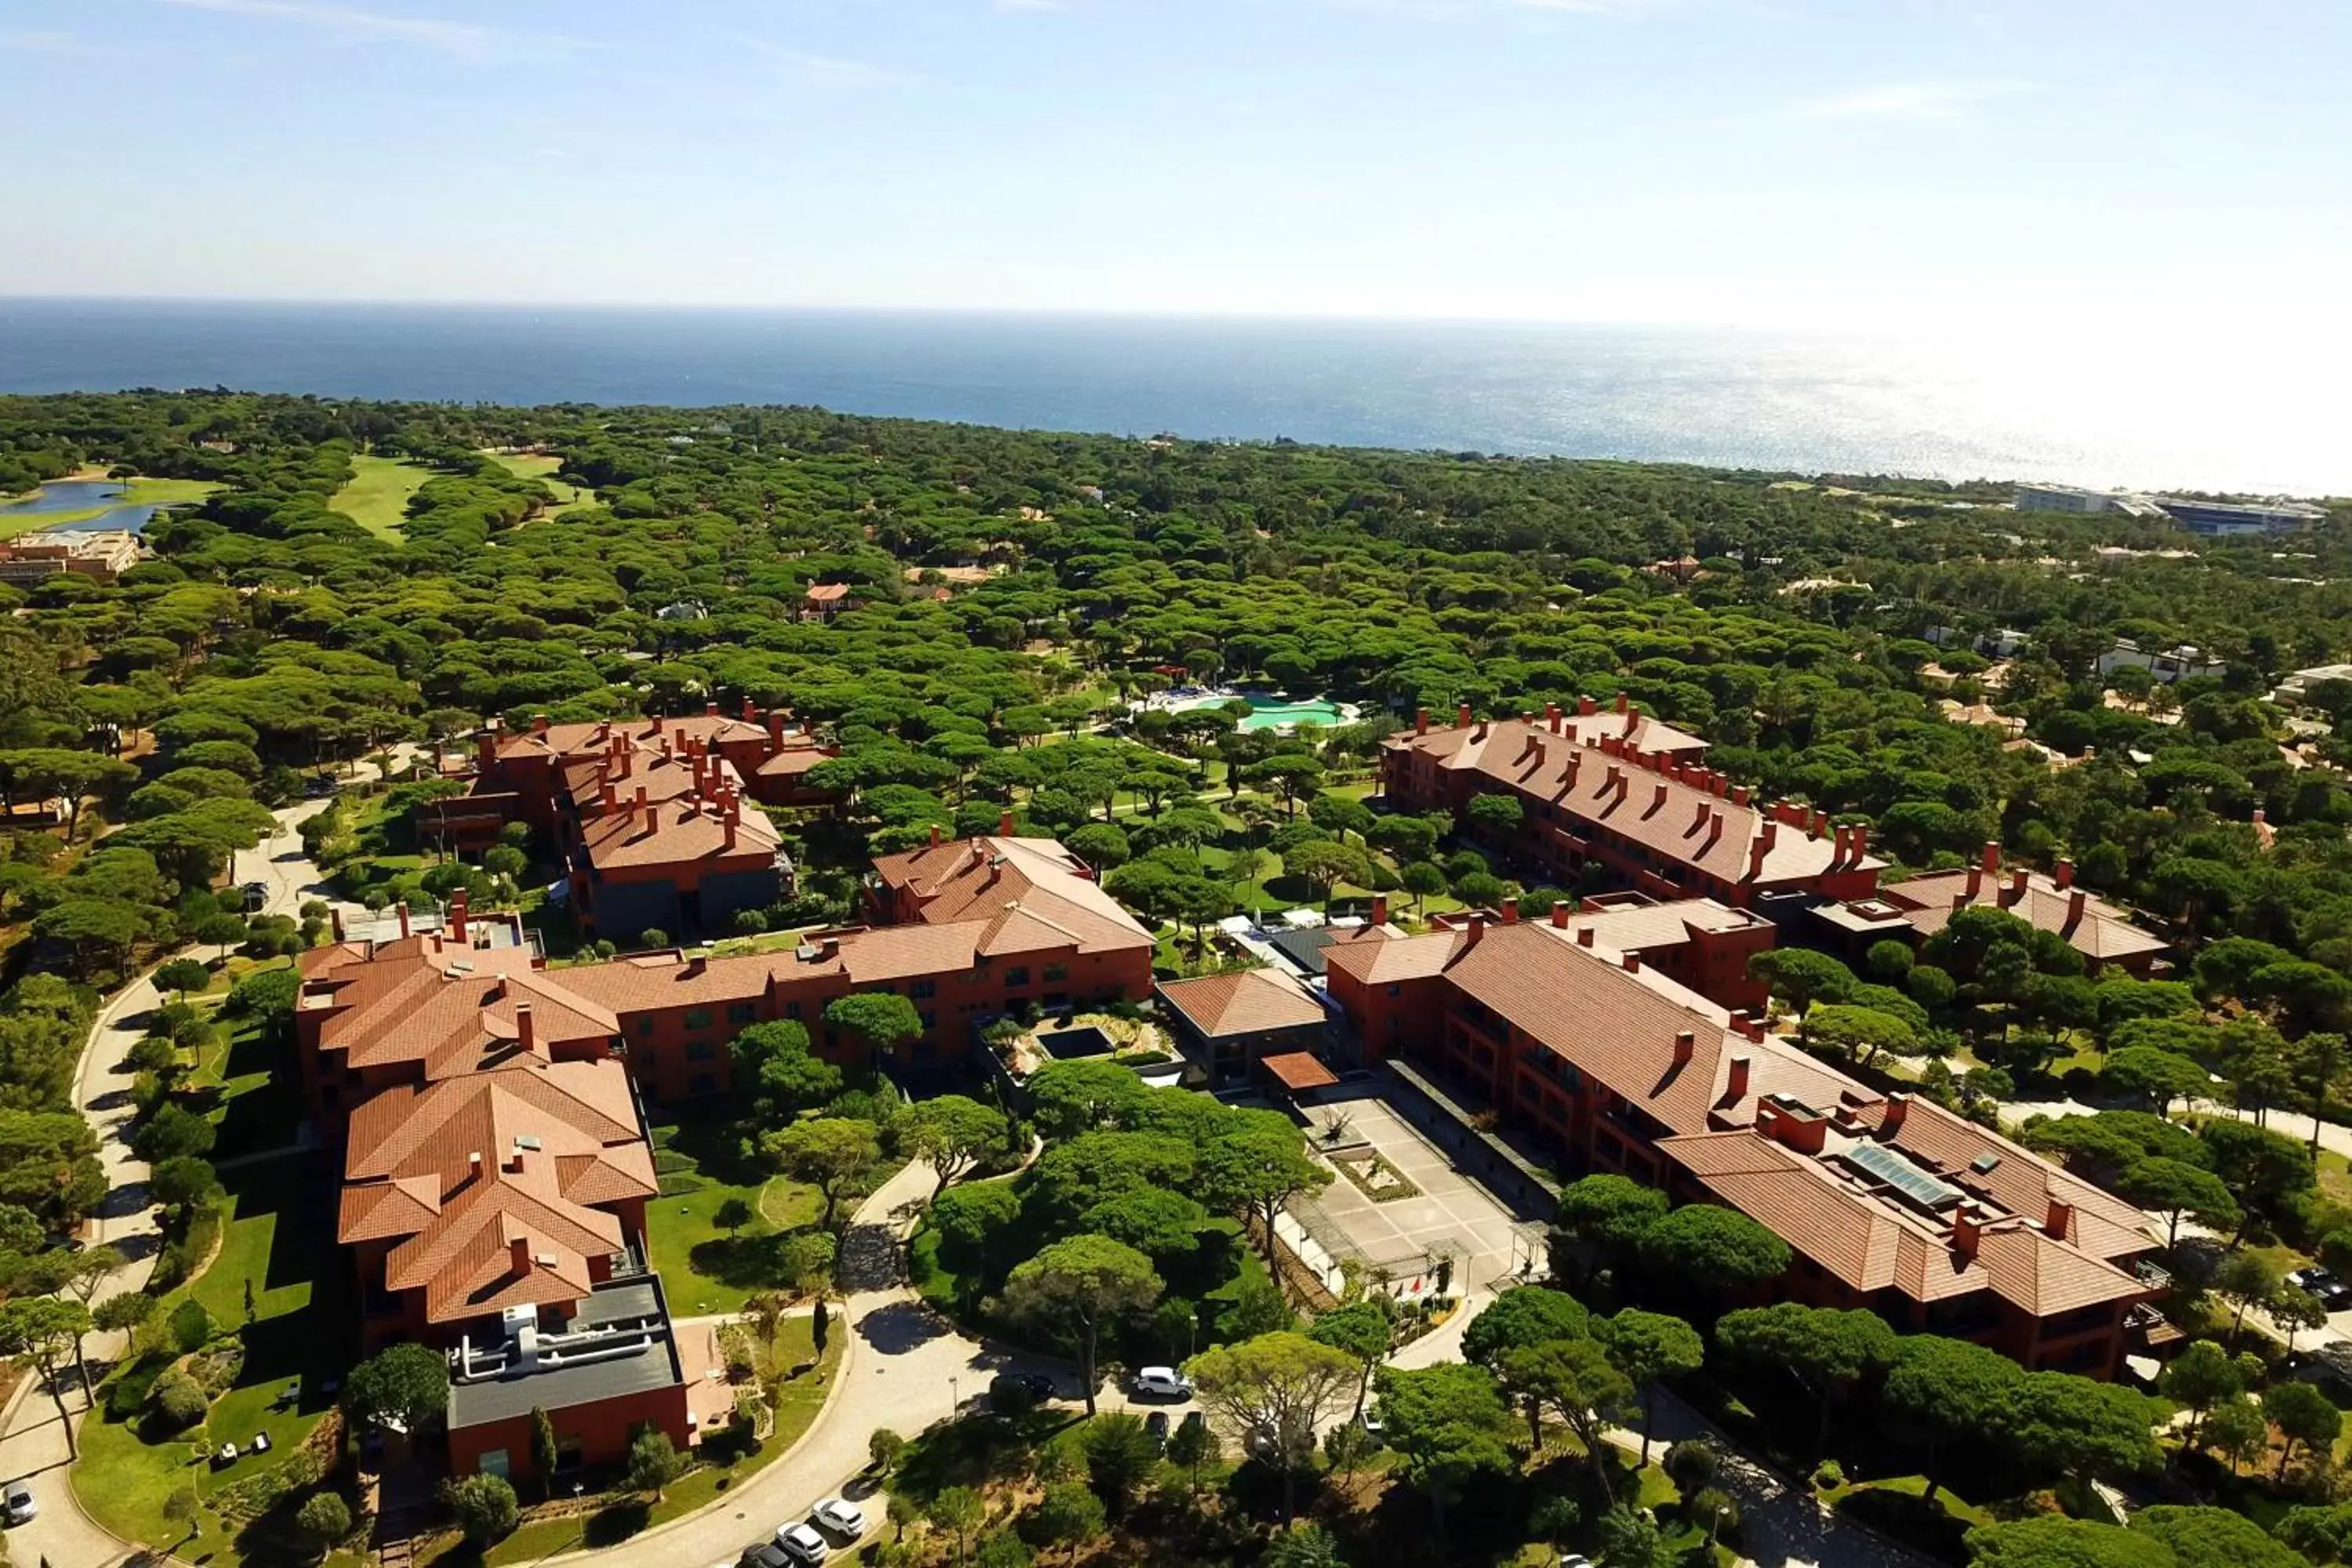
[2, 0, 2347, 336]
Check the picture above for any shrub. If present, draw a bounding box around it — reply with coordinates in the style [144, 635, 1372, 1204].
[445, 1473, 519, 1544]
[170, 1298, 216, 1354]
[296, 1490, 352, 1551]
[1812, 1458, 1844, 1489]
[150, 1367, 211, 1432]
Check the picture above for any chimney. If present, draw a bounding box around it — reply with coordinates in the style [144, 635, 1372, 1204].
[396, 901, 411, 939]
[1650, 782, 1668, 813]
[451, 891, 468, 945]
[1462, 914, 1486, 950]
[1615, 691, 1629, 716]
[1501, 896, 1519, 925]
[1371, 895, 1388, 927]
[1726, 1053, 1752, 1101]
[1550, 902, 1569, 929]
[511, 1236, 532, 1276]
[634, 785, 648, 816]
[767, 711, 784, 753]
[742, 696, 757, 720]
[1415, 707, 1429, 736]
[1622, 952, 1641, 973]
[1457, 703, 1473, 729]
[929, 823, 942, 848]
[1576, 925, 1595, 947]
[725, 815, 739, 851]
[1965, 866, 1983, 899]
[1850, 823, 1869, 862]
[615, 743, 631, 779]
[2046, 1199, 2073, 1241]
[1546, 702, 1562, 734]
[601, 780, 617, 814]
[1673, 1029, 1696, 1065]
[1000, 809, 1015, 838]
[971, 840, 987, 866]
[1473, 718, 1489, 742]
[468, 1149, 482, 1183]
[1952, 1205, 1982, 1259]
[2055, 857, 2075, 888]
[2008, 867, 2028, 902]
[651, 713, 664, 735]
[1980, 840, 2000, 877]
[475, 729, 496, 768]
[705, 700, 720, 718]
[2066, 888, 2086, 928]
[1578, 695, 1597, 717]
[1808, 809, 1826, 840]
[515, 1003, 535, 1055]
[1882, 1092, 1910, 1134]
[1833, 823, 1850, 862]
[1731, 783, 1751, 807]
[330, 907, 345, 942]
[532, 713, 549, 735]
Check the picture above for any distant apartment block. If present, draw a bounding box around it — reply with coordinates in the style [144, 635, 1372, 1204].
[2013, 484, 2165, 518]
[2095, 639, 2227, 684]
[0, 528, 142, 584]
[1381, 704, 1882, 909]
[2155, 496, 2327, 538]
[419, 704, 844, 940]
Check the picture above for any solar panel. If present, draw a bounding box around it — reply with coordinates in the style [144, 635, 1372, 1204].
[1841, 1142, 1965, 1212]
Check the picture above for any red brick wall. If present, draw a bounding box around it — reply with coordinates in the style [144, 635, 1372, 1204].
[449, 1382, 693, 1480]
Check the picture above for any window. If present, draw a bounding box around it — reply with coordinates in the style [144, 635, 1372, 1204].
[689, 1073, 717, 1096]
[639, 1047, 657, 1068]
[786, 1000, 802, 1020]
[635, 1015, 655, 1036]
[687, 1040, 713, 1062]
[684, 1007, 713, 1030]
[1386, 985, 1401, 998]
[726, 1002, 755, 1026]
[909, 979, 936, 1000]
[1004, 967, 1029, 988]
[920, 1010, 937, 1030]
[1042, 964, 1067, 984]
[478, 1449, 510, 1479]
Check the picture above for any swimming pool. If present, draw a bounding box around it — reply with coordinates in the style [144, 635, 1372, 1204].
[1236, 700, 1347, 732]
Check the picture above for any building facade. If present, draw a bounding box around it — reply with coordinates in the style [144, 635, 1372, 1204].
[1323, 913, 2161, 1377]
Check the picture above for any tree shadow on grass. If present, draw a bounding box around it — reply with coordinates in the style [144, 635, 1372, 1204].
[687, 1231, 802, 1291]
[583, 1498, 652, 1546]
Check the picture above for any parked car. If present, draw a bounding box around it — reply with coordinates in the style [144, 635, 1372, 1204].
[774, 1523, 829, 1566]
[240, 880, 270, 911]
[2288, 1266, 2352, 1309]
[3, 1483, 35, 1526]
[1356, 1406, 1385, 1438]
[740, 1546, 792, 1568]
[1145, 1410, 1170, 1450]
[1131, 1366, 1193, 1400]
[810, 1499, 866, 1539]
[989, 1371, 1055, 1410]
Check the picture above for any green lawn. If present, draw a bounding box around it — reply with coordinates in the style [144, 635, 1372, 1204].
[0, 476, 219, 538]
[643, 1120, 826, 1317]
[467, 1317, 843, 1567]
[74, 1153, 345, 1563]
[483, 450, 589, 509]
[191, 998, 307, 1162]
[331, 454, 434, 539]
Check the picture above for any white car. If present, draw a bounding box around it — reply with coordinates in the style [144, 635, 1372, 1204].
[775, 1522, 829, 1566]
[1131, 1366, 1194, 1400]
[810, 1498, 867, 1539]
[2, 1483, 34, 1526]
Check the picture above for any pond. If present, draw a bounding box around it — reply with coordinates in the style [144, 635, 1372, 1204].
[1036, 1025, 1117, 1060]
[0, 479, 174, 535]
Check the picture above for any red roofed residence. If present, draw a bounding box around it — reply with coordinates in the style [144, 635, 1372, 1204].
[1876, 843, 2168, 977]
[1381, 704, 1882, 909]
[1325, 909, 2165, 1377]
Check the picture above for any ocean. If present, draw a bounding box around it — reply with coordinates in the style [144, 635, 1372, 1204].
[0, 298, 2339, 496]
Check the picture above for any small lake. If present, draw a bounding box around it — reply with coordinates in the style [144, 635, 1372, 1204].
[0, 479, 173, 535]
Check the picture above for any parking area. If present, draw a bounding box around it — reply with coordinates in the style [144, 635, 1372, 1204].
[1287, 1091, 1536, 1296]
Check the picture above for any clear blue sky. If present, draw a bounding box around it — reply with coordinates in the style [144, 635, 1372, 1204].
[3, 0, 2345, 333]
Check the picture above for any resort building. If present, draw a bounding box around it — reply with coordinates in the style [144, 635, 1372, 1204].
[1381, 706, 1881, 909]
[1323, 910, 2165, 1377]
[418, 704, 844, 939]
[1873, 845, 2167, 977]
[1156, 966, 1332, 1088]
[2154, 496, 2327, 538]
[0, 528, 142, 585]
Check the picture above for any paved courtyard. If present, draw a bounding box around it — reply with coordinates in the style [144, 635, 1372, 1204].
[1292, 1092, 1537, 1295]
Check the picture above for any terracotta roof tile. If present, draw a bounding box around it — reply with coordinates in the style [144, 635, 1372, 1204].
[1855, 1097, 2156, 1261]
[1158, 968, 1328, 1037]
[1879, 869, 2167, 963]
[578, 795, 782, 872]
[872, 836, 1153, 956]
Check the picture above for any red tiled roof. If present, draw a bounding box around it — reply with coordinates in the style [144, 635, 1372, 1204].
[1262, 1051, 1340, 1091]
[1322, 927, 1462, 985]
[1386, 719, 1878, 886]
[804, 583, 852, 603]
[577, 796, 782, 872]
[492, 713, 773, 764]
[1878, 869, 2167, 964]
[1853, 1097, 2155, 1262]
[1158, 967, 1327, 1037]
[873, 836, 1154, 957]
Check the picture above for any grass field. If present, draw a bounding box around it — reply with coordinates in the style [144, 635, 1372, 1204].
[0, 476, 218, 538]
[330, 454, 434, 539]
[74, 1153, 343, 1565]
[644, 1120, 826, 1317]
[485, 450, 589, 508]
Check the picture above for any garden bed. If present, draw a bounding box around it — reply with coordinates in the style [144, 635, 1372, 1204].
[1333, 1150, 1421, 1203]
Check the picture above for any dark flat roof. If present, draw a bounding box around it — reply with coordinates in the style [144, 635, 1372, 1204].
[1267, 927, 1338, 976]
[447, 1276, 683, 1429]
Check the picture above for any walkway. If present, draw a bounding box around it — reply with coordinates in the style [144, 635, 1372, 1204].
[0, 783, 355, 1568]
